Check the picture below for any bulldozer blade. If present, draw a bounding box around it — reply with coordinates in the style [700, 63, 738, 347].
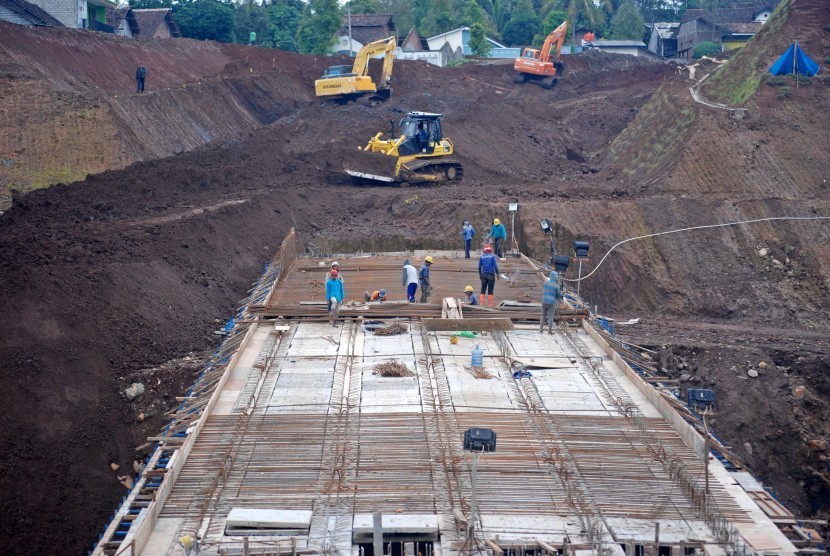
[345, 170, 395, 182]
[342, 148, 399, 183]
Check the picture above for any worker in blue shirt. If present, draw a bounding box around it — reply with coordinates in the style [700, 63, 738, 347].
[419, 256, 434, 303]
[540, 271, 562, 334]
[478, 244, 499, 307]
[463, 285, 478, 305]
[461, 220, 476, 259]
[487, 218, 507, 258]
[326, 269, 345, 326]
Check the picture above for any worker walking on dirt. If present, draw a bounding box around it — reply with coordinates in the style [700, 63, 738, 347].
[478, 245, 499, 307]
[419, 256, 434, 303]
[326, 269, 344, 326]
[463, 285, 479, 306]
[136, 66, 146, 93]
[364, 289, 387, 302]
[249, 31, 256, 46]
[462, 220, 476, 259]
[402, 259, 418, 303]
[540, 271, 562, 334]
[488, 218, 507, 258]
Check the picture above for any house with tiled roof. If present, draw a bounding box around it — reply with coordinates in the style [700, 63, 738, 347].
[0, 0, 63, 26]
[105, 6, 137, 37]
[677, 1, 779, 58]
[337, 13, 396, 48]
[11, 0, 117, 29]
[132, 7, 180, 38]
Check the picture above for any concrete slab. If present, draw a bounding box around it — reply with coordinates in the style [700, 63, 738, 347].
[226, 508, 313, 529]
[353, 514, 439, 534]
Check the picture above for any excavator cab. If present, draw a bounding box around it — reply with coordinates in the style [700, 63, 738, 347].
[320, 65, 356, 78]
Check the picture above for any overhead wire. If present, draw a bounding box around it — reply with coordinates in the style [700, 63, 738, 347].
[563, 215, 830, 283]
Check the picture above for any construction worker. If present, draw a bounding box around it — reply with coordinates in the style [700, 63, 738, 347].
[326, 261, 343, 283]
[402, 259, 418, 303]
[461, 220, 476, 259]
[463, 285, 479, 305]
[326, 269, 344, 326]
[487, 218, 507, 258]
[135, 65, 146, 93]
[540, 271, 562, 334]
[363, 289, 387, 302]
[419, 256, 434, 303]
[478, 245, 499, 307]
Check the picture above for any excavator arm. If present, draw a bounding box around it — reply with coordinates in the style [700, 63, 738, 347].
[351, 36, 397, 87]
[539, 20, 568, 63]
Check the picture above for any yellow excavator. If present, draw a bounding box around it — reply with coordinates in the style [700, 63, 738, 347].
[343, 112, 463, 185]
[315, 36, 396, 103]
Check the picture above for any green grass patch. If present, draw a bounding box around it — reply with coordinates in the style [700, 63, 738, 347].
[703, 0, 795, 105]
[607, 90, 696, 178]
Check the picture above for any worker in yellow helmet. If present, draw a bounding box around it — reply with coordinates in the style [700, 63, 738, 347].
[487, 218, 507, 258]
[419, 256, 434, 303]
[463, 285, 478, 305]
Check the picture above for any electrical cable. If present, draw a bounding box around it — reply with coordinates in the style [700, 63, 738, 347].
[563, 215, 830, 282]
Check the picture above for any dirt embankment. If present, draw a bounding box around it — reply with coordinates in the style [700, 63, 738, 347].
[0, 1, 829, 551]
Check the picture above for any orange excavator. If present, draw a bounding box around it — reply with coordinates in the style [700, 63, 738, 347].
[513, 20, 568, 89]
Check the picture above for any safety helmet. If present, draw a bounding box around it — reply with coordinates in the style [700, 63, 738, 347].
[379, 289, 386, 297]
[330, 269, 338, 277]
[425, 256, 434, 264]
[483, 245, 493, 253]
[331, 261, 340, 268]
[549, 271, 558, 280]
[494, 218, 501, 225]
[464, 285, 474, 293]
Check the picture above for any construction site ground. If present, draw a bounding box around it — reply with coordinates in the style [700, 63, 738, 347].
[0, 0, 829, 552]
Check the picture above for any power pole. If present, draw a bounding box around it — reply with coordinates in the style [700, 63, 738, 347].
[348, 7, 353, 56]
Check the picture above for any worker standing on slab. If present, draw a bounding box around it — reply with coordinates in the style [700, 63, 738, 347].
[478, 244, 499, 307]
[326, 261, 343, 283]
[326, 269, 344, 326]
[463, 285, 479, 305]
[540, 271, 561, 334]
[419, 256, 434, 303]
[461, 220, 476, 259]
[487, 218, 507, 258]
[402, 259, 418, 303]
[136, 65, 146, 93]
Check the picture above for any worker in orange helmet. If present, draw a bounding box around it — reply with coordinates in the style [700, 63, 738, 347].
[478, 244, 499, 307]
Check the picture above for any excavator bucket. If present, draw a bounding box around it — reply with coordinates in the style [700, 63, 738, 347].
[342, 149, 399, 183]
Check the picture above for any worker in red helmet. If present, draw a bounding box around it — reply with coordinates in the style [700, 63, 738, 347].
[478, 244, 499, 307]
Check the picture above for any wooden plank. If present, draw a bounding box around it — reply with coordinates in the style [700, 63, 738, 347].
[485, 539, 504, 556]
[423, 318, 514, 332]
[537, 540, 559, 554]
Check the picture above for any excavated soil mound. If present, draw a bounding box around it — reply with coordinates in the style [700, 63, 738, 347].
[1, 1, 829, 551]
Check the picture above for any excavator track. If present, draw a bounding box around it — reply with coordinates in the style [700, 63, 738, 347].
[400, 158, 464, 184]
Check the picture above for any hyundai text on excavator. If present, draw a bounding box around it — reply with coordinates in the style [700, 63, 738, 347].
[315, 36, 396, 103]
[513, 20, 568, 89]
[343, 112, 463, 185]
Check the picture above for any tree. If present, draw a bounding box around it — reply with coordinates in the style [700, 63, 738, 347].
[469, 22, 493, 56]
[234, 0, 271, 46]
[296, 0, 341, 55]
[128, 0, 171, 8]
[176, 0, 235, 43]
[635, 0, 680, 23]
[465, 0, 488, 26]
[502, 0, 541, 46]
[693, 40, 720, 58]
[608, 1, 644, 40]
[344, 0, 382, 14]
[532, 8, 567, 46]
[267, 0, 302, 51]
[421, 0, 454, 36]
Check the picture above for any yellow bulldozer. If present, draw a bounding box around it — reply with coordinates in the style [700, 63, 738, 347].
[314, 36, 396, 103]
[343, 112, 464, 185]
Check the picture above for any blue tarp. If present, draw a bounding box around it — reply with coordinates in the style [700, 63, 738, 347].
[769, 42, 820, 76]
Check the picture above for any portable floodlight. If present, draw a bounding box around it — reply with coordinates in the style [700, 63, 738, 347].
[573, 240, 590, 258]
[540, 218, 553, 234]
[553, 255, 570, 273]
[463, 427, 497, 452]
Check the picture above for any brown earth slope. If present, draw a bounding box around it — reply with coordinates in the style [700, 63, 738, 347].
[0, 1, 829, 552]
